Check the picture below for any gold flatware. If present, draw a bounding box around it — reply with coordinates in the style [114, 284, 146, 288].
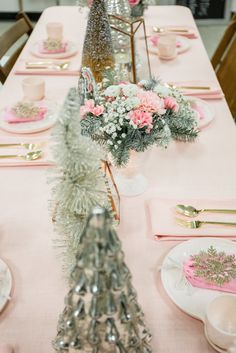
[176, 218, 236, 229]
[25, 61, 69, 70]
[0, 150, 42, 161]
[168, 84, 211, 90]
[0, 143, 40, 150]
[176, 204, 236, 217]
[153, 26, 189, 33]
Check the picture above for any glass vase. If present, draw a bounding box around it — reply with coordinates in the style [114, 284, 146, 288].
[114, 150, 149, 197]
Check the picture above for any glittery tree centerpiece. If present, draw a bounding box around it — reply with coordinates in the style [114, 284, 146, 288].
[52, 206, 152, 353]
[81, 0, 115, 83]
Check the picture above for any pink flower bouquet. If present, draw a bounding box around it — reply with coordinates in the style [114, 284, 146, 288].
[80, 79, 198, 166]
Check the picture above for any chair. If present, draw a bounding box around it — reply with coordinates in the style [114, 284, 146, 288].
[211, 14, 236, 118]
[0, 12, 33, 84]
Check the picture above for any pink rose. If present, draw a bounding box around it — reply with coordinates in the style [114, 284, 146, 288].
[129, 0, 140, 6]
[164, 97, 179, 112]
[128, 109, 153, 132]
[91, 105, 104, 116]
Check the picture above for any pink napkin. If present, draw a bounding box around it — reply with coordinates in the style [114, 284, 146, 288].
[148, 198, 236, 241]
[0, 344, 13, 353]
[183, 258, 236, 294]
[170, 81, 224, 100]
[39, 41, 68, 54]
[0, 137, 54, 167]
[3, 106, 47, 124]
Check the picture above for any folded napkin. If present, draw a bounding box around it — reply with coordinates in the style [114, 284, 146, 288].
[14, 58, 81, 76]
[148, 198, 236, 240]
[39, 40, 68, 54]
[0, 138, 54, 167]
[170, 81, 224, 100]
[3, 103, 47, 124]
[0, 344, 13, 353]
[184, 258, 236, 294]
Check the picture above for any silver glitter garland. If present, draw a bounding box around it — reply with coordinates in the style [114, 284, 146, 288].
[52, 206, 152, 353]
[50, 87, 108, 274]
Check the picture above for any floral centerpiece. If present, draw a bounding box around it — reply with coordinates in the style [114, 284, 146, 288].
[80, 78, 199, 167]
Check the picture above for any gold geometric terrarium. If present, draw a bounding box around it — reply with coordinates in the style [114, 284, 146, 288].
[109, 15, 151, 83]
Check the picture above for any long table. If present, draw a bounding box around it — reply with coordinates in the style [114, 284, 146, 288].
[0, 6, 236, 353]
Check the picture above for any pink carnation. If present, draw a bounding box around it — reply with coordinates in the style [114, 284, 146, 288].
[91, 105, 104, 116]
[164, 97, 179, 112]
[80, 99, 104, 118]
[137, 90, 166, 115]
[128, 109, 153, 132]
[129, 0, 140, 6]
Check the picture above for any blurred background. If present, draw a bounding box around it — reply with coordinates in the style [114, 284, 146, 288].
[0, 0, 235, 58]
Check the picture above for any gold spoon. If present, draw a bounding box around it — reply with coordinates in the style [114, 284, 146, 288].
[0, 150, 42, 161]
[176, 218, 236, 229]
[0, 143, 40, 150]
[26, 61, 69, 70]
[176, 204, 236, 217]
[153, 26, 189, 33]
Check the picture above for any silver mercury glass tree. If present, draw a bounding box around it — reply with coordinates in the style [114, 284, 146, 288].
[52, 206, 152, 353]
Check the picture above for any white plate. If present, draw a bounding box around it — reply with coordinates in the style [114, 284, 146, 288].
[0, 258, 12, 312]
[0, 101, 59, 134]
[149, 35, 190, 56]
[187, 97, 215, 129]
[161, 238, 236, 322]
[30, 40, 78, 59]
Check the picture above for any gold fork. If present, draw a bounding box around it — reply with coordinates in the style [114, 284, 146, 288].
[0, 143, 40, 150]
[176, 218, 236, 229]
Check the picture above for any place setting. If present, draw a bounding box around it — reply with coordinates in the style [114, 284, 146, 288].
[14, 22, 80, 76]
[148, 33, 191, 59]
[160, 237, 236, 352]
[148, 198, 236, 240]
[0, 77, 56, 166]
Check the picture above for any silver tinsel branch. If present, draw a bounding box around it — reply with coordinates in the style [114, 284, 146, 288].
[53, 206, 152, 353]
[50, 87, 109, 274]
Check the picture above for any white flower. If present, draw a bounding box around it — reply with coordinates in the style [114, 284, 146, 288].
[117, 140, 122, 144]
[121, 133, 126, 138]
[125, 97, 140, 110]
[104, 85, 121, 97]
[114, 145, 118, 149]
[119, 118, 124, 125]
[107, 140, 113, 145]
[112, 132, 117, 138]
[153, 84, 170, 97]
[122, 84, 138, 97]
[139, 79, 148, 86]
[104, 123, 116, 134]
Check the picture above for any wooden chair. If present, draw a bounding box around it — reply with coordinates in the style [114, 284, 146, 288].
[0, 12, 33, 84]
[211, 14, 236, 118]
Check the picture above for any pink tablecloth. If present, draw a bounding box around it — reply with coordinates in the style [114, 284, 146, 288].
[0, 5, 236, 353]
